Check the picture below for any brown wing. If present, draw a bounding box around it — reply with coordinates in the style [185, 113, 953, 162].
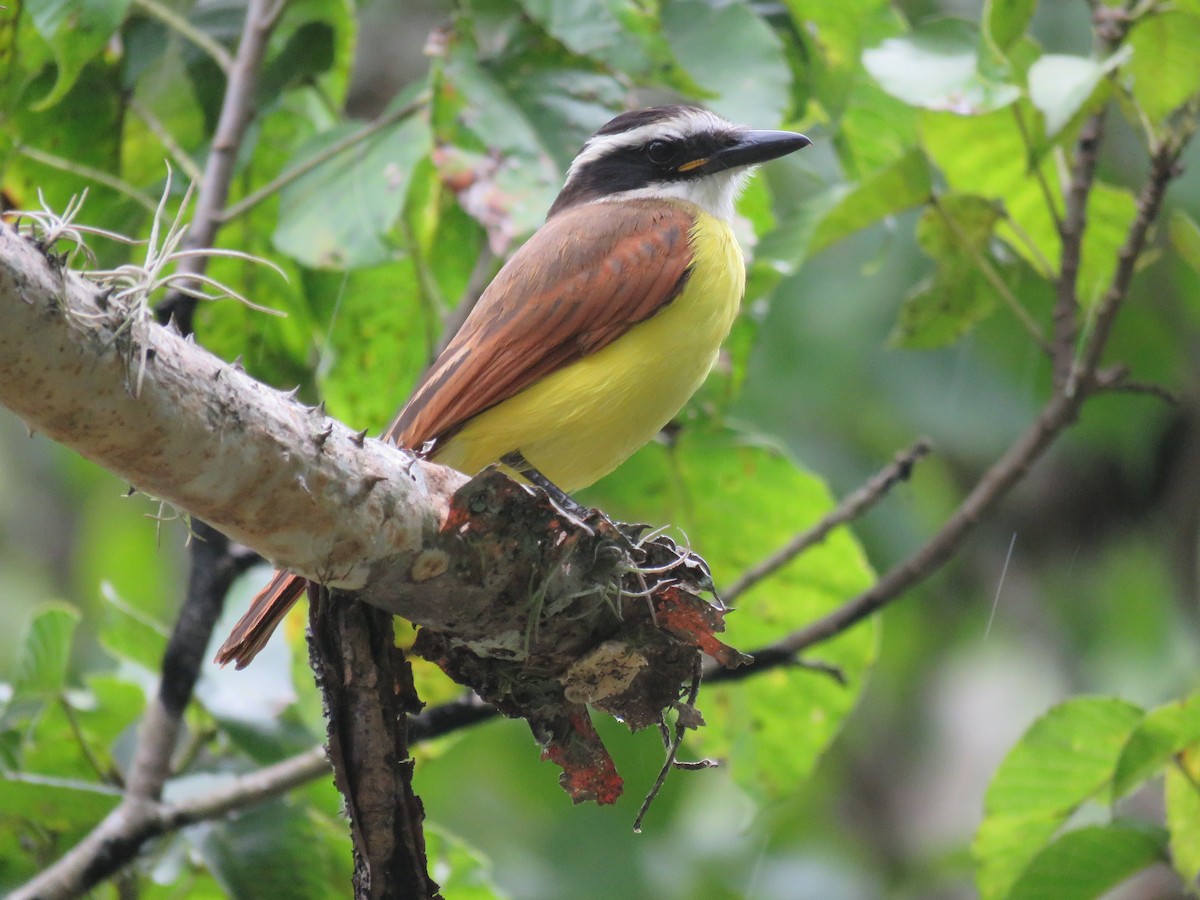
[384, 199, 695, 449]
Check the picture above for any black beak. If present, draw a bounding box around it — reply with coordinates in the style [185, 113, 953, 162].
[704, 130, 811, 173]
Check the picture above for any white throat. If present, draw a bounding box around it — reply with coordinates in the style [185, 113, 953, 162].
[598, 168, 751, 221]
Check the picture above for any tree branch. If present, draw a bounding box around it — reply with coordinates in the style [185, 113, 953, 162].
[748, 133, 1187, 662]
[0, 224, 465, 594]
[723, 439, 932, 604]
[1053, 109, 1106, 387]
[3, 218, 740, 892]
[155, 0, 285, 333]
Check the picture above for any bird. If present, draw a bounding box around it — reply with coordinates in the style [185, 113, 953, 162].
[215, 104, 810, 668]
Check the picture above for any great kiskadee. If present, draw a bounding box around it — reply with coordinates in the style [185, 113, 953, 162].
[216, 105, 810, 668]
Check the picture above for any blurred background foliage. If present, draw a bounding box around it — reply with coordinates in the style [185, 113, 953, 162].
[1, 0, 1199, 896]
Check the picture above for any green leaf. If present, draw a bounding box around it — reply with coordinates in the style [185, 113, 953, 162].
[983, 0, 1035, 52]
[425, 824, 506, 899]
[440, 45, 573, 237]
[921, 105, 1136, 303]
[1007, 822, 1168, 900]
[835, 79, 921, 178]
[811, 147, 933, 254]
[192, 798, 349, 899]
[1126, 11, 1200, 126]
[584, 426, 877, 799]
[516, 0, 651, 75]
[863, 18, 1020, 114]
[1169, 209, 1200, 276]
[305, 259, 434, 431]
[973, 697, 1144, 899]
[661, 0, 792, 125]
[1112, 693, 1200, 798]
[27, 0, 132, 109]
[1027, 50, 1127, 139]
[273, 0, 358, 109]
[273, 87, 431, 269]
[1166, 750, 1200, 887]
[12, 604, 79, 700]
[889, 194, 1004, 349]
[99, 581, 170, 673]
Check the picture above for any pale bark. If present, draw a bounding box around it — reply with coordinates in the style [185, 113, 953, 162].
[0, 223, 464, 595]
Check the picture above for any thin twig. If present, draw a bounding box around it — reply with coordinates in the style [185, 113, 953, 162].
[723, 440, 932, 604]
[1053, 109, 1107, 388]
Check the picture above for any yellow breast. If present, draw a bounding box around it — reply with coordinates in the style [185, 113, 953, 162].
[434, 205, 745, 491]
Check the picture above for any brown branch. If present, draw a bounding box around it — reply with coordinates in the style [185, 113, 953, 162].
[8, 747, 330, 900]
[8, 691, 502, 900]
[309, 589, 438, 899]
[745, 135, 1188, 663]
[155, 0, 285, 333]
[723, 439, 932, 604]
[1053, 109, 1106, 388]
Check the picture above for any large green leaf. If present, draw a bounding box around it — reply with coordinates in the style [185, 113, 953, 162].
[983, 0, 1035, 53]
[1166, 749, 1200, 888]
[661, 0, 792, 125]
[273, 87, 431, 269]
[515, 0, 652, 75]
[864, 18, 1020, 115]
[192, 798, 350, 899]
[27, 0, 132, 109]
[1125, 11, 1200, 126]
[890, 194, 1004, 349]
[810, 147, 933, 254]
[1111, 692, 1200, 799]
[305, 258, 434, 431]
[12, 604, 79, 700]
[1007, 822, 1168, 900]
[1027, 50, 1127, 139]
[585, 426, 877, 799]
[973, 697, 1144, 899]
[921, 105, 1136, 304]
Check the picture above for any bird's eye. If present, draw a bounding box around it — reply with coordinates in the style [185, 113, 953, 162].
[645, 140, 676, 166]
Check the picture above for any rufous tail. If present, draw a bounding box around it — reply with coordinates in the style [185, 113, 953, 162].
[214, 570, 308, 669]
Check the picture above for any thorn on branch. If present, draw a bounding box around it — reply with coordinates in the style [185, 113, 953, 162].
[281, 385, 300, 401]
[231, 354, 244, 371]
[312, 423, 334, 449]
[359, 474, 387, 495]
[351, 428, 369, 448]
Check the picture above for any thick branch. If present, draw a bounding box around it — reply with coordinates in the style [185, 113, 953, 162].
[0, 223, 464, 595]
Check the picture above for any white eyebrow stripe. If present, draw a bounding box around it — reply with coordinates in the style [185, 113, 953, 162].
[563, 108, 739, 185]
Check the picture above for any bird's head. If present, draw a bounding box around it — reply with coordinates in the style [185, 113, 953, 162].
[549, 105, 811, 221]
